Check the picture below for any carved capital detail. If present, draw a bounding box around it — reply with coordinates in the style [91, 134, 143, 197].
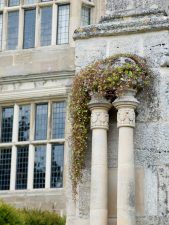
[117, 108, 135, 128]
[91, 111, 109, 130]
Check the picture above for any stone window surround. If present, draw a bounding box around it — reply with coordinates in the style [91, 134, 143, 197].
[0, 0, 95, 51]
[0, 97, 67, 193]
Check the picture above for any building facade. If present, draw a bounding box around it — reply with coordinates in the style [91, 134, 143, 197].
[0, 0, 169, 225]
[0, 0, 104, 215]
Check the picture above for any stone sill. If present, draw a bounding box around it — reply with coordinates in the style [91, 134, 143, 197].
[0, 44, 71, 57]
[0, 188, 64, 197]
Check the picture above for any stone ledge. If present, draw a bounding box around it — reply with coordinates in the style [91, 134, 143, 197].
[101, 9, 168, 22]
[0, 70, 75, 84]
[74, 9, 169, 40]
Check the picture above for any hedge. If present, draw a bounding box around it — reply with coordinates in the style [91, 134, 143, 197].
[0, 201, 66, 225]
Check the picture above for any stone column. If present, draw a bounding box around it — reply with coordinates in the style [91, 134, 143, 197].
[88, 97, 112, 225]
[113, 89, 139, 225]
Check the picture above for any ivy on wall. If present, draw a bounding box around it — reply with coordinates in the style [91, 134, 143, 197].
[70, 54, 150, 196]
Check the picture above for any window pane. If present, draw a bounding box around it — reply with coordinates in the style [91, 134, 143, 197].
[81, 6, 91, 26]
[23, 9, 36, 49]
[40, 7, 52, 46]
[57, 4, 70, 45]
[0, 148, 11, 190]
[35, 103, 48, 140]
[0, 14, 3, 50]
[18, 105, 30, 142]
[34, 145, 46, 189]
[52, 102, 66, 139]
[1, 107, 14, 143]
[8, 0, 19, 6]
[51, 144, 64, 188]
[16, 146, 29, 190]
[0, 0, 4, 9]
[24, 0, 36, 4]
[41, 0, 52, 2]
[7, 11, 19, 50]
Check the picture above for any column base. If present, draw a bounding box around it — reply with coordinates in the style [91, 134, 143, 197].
[66, 217, 89, 225]
[90, 209, 107, 225]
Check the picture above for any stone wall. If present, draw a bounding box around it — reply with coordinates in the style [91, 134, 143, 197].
[106, 0, 169, 14]
[0, 190, 66, 215]
[0, 46, 75, 77]
[71, 8, 169, 225]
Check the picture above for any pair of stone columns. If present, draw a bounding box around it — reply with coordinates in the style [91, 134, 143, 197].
[88, 90, 139, 225]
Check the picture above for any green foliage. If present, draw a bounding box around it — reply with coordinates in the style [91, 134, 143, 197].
[0, 201, 24, 225]
[22, 209, 66, 225]
[0, 201, 66, 225]
[70, 54, 150, 196]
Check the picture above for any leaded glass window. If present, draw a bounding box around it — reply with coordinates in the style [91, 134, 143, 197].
[7, 11, 19, 50]
[23, 9, 36, 49]
[81, 6, 91, 26]
[0, 0, 4, 9]
[0, 1, 74, 50]
[18, 105, 30, 141]
[8, 0, 20, 6]
[41, 0, 52, 2]
[24, 0, 36, 4]
[35, 103, 48, 140]
[1, 107, 14, 143]
[0, 101, 66, 191]
[52, 102, 66, 139]
[16, 146, 29, 190]
[40, 7, 52, 46]
[0, 14, 3, 50]
[34, 145, 46, 189]
[51, 144, 64, 188]
[0, 148, 11, 190]
[57, 4, 70, 45]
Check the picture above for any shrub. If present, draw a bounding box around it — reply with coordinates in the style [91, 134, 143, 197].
[22, 209, 66, 225]
[0, 201, 66, 225]
[0, 201, 24, 225]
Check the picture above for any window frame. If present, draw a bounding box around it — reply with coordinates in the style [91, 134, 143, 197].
[81, 5, 91, 27]
[40, 5, 53, 46]
[0, 99, 66, 192]
[23, 8, 36, 49]
[7, 10, 19, 50]
[56, 3, 70, 45]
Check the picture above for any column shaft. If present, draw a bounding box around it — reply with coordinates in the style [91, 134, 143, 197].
[90, 129, 108, 225]
[117, 127, 135, 225]
[113, 89, 139, 225]
[88, 99, 112, 225]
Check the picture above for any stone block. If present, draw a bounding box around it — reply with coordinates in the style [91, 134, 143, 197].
[106, 0, 168, 14]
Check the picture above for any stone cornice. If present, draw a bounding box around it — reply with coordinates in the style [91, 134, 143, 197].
[0, 70, 75, 85]
[0, 86, 69, 103]
[100, 9, 168, 22]
[74, 9, 169, 40]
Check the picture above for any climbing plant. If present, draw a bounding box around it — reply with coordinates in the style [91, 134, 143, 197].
[70, 53, 150, 196]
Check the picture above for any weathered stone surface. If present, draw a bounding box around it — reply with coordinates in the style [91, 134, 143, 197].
[106, 0, 168, 14]
[0, 47, 75, 77]
[73, 6, 169, 223]
[0, 190, 66, 214]
[74, 9, 169, 40]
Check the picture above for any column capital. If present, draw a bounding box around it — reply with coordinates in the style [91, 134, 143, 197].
[88, 97, 112, 130]
[113, 89, 139, 128]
